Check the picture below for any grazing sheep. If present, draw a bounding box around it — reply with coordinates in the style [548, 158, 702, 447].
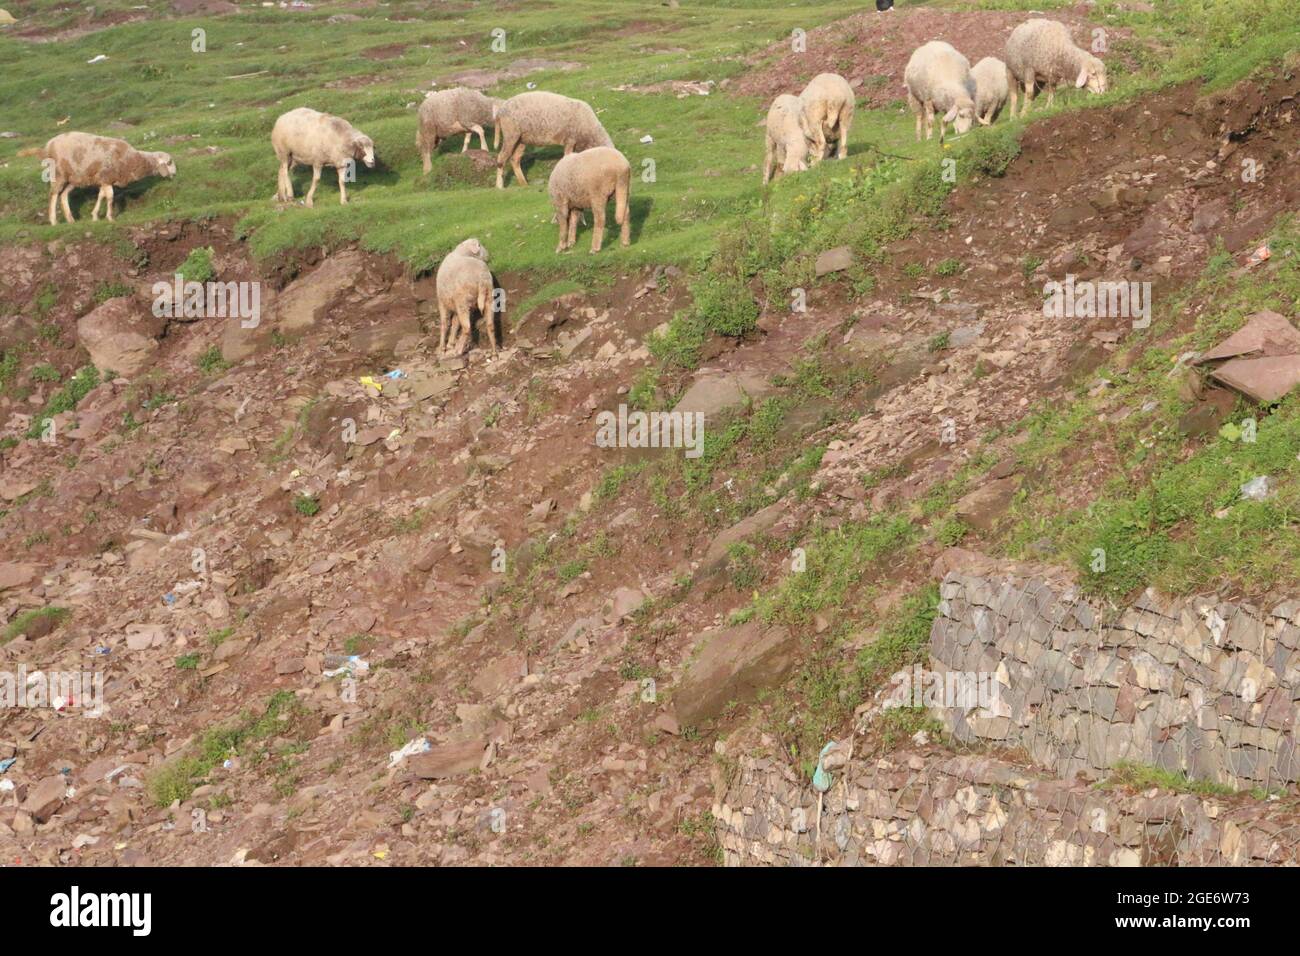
[493, 91, 613, 189]
[436, 238, 497, 357]
[762, 94, 813, 184]
[548, 147, 631, 254]
[417, 87, 504, 172]
[799, 73, 855, 162]
[39, 132, 175, 225]
[904, 41, 977, 144]
[970, 57, 1010, 125]
[1005, 19, 1108, 118]
[271, 107, 375, 207]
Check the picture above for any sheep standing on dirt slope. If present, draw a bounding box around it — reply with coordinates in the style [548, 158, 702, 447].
[493, 91, 613, 189]
[417, 88, 504, 172]
[1005, 19, 1107, 118]
[271, 107, 375, 207]
[903, 41, 977, 145]
[970, 57, 1010, 125]
[799, 73, 855, 162]
[548, 147, 631, 254]
[436, 238, 497, 357]
[40, 132, 175, 225]
[762, 94, 813, 184]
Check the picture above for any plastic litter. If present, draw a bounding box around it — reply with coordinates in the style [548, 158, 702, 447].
[0, 780, 13, 792]
[358, 375, 383, 393]
[640, 135, 653, 144]
[384, 369, 405, 380]
[812, 741, 838, 792]
[0, 757, 16, 773]
[387, 737, 431, 769]
[86, 54, 108, 64]
[1240, 475, 1275, 501]
[163, 592, 177, 605]
[322, 654, 369, 678]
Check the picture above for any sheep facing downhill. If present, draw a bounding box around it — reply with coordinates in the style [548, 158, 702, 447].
[492, 91, 613, 189]
[417, 87, 504, 173]
[1005, 19, 1108, 118]
[271, 107, 375, 208]
[970, 57, 1010, 125]
[39, 132, 176, 225]
[799, 73, 855, 162]
[436, 238, 497, 357]
[548, 147, 631, 254]
[762, 94, 812, 184]
[904, 41, 977, 145]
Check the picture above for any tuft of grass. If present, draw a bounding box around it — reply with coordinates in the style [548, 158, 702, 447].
[2, 606, 70, 644]
[25, 366, 100, 438]
[292, 493, 321, 517]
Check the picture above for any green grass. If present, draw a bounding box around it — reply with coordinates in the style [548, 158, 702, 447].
[1098, 761, 1239, 798]
[292, 493, 321, 516]
[2, 606, 71, 644]
[25, 365, 100, 438]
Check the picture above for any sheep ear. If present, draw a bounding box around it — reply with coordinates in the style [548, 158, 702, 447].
[1075, 67, 1089, 88]
[942, 106, 959, 123]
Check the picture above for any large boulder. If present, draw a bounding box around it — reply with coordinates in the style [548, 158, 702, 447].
[76, 297, 165, 377]
[670, 621, 799, 726]
[221, 251, 365, 362]
[673, 370, 775, 419]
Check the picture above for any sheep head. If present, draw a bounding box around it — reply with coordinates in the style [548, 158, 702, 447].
[146, 151, 177, 178]
[1075, 57, 1108, 95]
[352, 133, 376, 169]
[453, 238, 489, 262]
[943, 98, 976, 134]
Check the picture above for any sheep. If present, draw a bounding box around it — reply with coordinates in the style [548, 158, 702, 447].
[903, 41, 977, 145]
[799, 73, 855, 162]
[762, 94, 813, 184]
[435, 238, 497, 357]
[417, 87, 504, 173]
[548, 147, 631, 254]
[271, 107, 375, 208]
[492, 91, 613, 189]
[38, 132, 176, 225]
[1005, 19, 1108, 118]
[970, 57, 1010, 125]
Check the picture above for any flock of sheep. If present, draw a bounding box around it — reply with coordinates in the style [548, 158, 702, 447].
[33, 18, 1107, 356]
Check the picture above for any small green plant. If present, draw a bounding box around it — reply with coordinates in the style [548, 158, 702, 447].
[927, 331, 950, 352]
[197, 346, 231, 375]
[292, 493, 321, 516]
[933, 258, 964, 277]
[2, 606, 71, 644]
[26, 366, 100, 438]
[30, 363, 60, 383]
[177, 246, 216, 284]
[176, 653, 202, 670]
[94, 281, 134, 304]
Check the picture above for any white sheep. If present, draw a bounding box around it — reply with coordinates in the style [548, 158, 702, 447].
[271, 107, 375, 207]
[970, 57, 1010, 125]
[904, 41, 977, 144]
[38, 132, 176, 225]
[1005, 19, 1108, 118]
[548, 147, 631, 254]
[493, 91, 614, 188]
[799, 73, 855, 162]
[417, 87, 504, 172]
[436, 238, 497, 357]
[762, 94, 812, 184]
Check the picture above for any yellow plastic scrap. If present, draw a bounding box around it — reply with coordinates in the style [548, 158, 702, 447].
[386, 428, 401, 441]
[359, 376, 383, 394]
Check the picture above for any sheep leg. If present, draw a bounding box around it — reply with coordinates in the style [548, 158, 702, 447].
[48, 181, 63, 226]
[304, 165, 321, 208]
[479, 285, 497, 355]
[61, 185, 75, 224]
[567, 209, 579, 250]
[475, 126, 488, 151]
[1046, 85, 1055, 109]
[337, 166, 348, 206]
[457, 309, 471, 355]
[762, 134, 775, 184]
[277, 160, 293, 201]
[555, 200, 570, 252]
[615, 176, 630, 247]
[421, 147, 432, 175]
[924, 101, 935, 141]
[908, 92, 923, 141]
[590, 201, 606, 254]
[510, 144, 527, 187]
[496, 128, 521, 188]
[91, 186, 104, 222]
[438, 303, 449, 354]
[1021, 71, 1036, 117]
[103, 184, 115, 222]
